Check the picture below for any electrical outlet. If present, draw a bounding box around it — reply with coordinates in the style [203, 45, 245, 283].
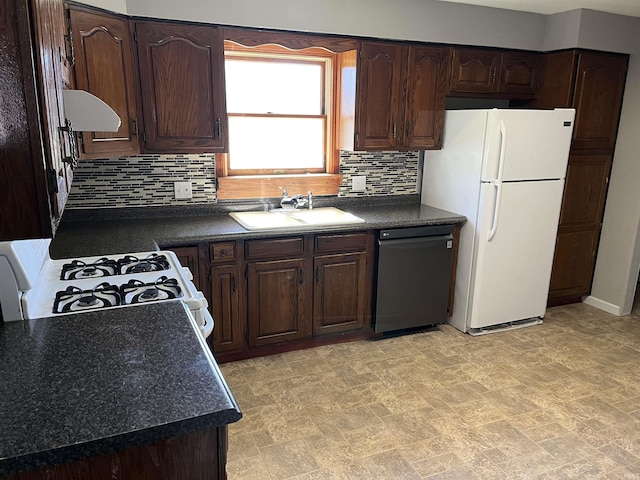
[352, 175, 367, 192]
[174, 181, 192, 200]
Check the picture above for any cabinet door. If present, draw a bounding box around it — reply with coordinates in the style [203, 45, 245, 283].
[526, 50, 576, 109]
[549, 227, 601, 301]
[135, 21, 228, 153]
[70, 8, 140, 157]
[32, 0, 73, 232]
[571, 53, 627, 151]
[170, 245, 200, 289]
[449, 48, 501, 94]
[313, 252, 367, 336]
[499, 51, 540, 96]
[403, 46, 447, 150]
[549, 154, 612, 302]
[247, 259, 308, 346]
[355, 42, 404, 150]
[210, 264, 243, 353]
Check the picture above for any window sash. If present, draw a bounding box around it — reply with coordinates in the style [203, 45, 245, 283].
[227, 114, 326, 175]
[223, 47, 333, 176]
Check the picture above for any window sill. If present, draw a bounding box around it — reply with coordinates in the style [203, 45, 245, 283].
[216, 174, 343, 200]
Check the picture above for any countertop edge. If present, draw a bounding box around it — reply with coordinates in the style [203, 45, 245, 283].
[0, 408, 242, 477]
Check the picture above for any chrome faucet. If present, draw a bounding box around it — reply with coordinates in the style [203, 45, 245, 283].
[279, 187, 313, 210]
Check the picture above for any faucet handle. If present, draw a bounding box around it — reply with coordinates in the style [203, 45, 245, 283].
[279, 186, 288, 197]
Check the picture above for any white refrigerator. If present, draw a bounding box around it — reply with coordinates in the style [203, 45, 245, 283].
[421, 108, 575, 334]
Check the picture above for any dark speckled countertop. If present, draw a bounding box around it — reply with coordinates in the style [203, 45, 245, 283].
[50, 197, 466, 258]
[0, 301, 241, 476]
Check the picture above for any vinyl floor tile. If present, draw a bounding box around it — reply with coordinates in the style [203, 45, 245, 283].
[221, 300, 640, 479]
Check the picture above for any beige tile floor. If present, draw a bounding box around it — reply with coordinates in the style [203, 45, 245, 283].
[220, 299, 640, 479]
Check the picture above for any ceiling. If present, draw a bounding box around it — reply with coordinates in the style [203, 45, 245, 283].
[435, 0, 640, 17]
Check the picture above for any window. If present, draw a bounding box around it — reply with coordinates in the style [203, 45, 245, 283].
[217, 40, 344, 199]
[225, 53, 328, 174]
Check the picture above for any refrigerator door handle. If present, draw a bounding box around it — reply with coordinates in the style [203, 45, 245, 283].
[488, 180, 503, 241]
[487, 120, 507, 242]
[495, 120, 507, 183]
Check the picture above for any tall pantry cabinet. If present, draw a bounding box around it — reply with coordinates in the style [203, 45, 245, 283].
[1, 0, 75, 241]
[530, 50, 628, 305]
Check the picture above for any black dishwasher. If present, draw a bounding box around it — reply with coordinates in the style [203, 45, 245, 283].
[375, 225, 454, 334]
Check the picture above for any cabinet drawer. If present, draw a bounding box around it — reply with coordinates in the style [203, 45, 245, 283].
[245, 237, 305, 260]
[210, 242, 236, 262]
[314, 232, 368, 254]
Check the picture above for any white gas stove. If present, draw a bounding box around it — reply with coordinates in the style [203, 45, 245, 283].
[0, 239, 213, 339]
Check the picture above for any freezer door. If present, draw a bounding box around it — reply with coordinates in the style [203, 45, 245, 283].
[481, 109, 575, 182]
[468, 180, 564, 329]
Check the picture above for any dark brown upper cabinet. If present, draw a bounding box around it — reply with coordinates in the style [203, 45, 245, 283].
[403, 46, 449, 149]
[69, 6, 140, 158]
[449, 48, 540, 98]
[571, 53, 627, 151]
[499, 51, 541, 96]
[354, 42, 404, 150]
[1, 0, 73, 241]
[135, 21, 228, 153]
[348, 41, 447, 151]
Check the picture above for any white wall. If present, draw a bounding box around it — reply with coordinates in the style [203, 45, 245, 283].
[577, 9, 640, 53]
[542, 10, 582, 51]
[79, 0, 127, 13]
[587, 47, 640, 315]
[125, 0, 546, 50]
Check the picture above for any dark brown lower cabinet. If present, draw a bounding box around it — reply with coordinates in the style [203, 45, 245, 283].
[210, 263, 243, 353]
[7, 426, 228, 480]
[313, 252, 368, 335]
[170, 245, 201, 290]
[246, 258, 310, 347]
[548, 154, 612, 303]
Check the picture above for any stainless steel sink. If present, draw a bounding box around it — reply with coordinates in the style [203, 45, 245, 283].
[229, 207, 365, 231]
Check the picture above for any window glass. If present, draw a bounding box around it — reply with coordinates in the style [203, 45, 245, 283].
[228, 117, 325, 170]
[225, 59, 323, 115]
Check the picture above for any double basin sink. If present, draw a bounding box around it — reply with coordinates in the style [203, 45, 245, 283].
[229, 207, 365, 231]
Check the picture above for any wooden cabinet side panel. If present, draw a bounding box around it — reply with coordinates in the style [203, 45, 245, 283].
[355, 42, 403, 150]
[8, 426, 225, 480]
[571, 53, 628, 151]
[0, 0, 52, 240]
[69, 8, 140, 157]
[404, 46, 447, 149]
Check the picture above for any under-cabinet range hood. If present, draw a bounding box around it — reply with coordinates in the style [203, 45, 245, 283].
[62, 90, 121, 132]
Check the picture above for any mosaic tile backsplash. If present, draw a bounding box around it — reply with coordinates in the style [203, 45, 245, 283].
[66, 154, 217, 208]
[338, 151, 419, 197]
[66, 151, 419, 209]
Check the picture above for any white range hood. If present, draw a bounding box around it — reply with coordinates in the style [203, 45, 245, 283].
[62, 90, 121, 132]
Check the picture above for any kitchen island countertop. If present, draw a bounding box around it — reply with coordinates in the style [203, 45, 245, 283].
[0, 301, 241, 476]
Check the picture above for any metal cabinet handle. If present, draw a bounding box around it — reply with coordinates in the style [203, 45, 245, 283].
[215, 118, 222, 138]
[59, 119, 79, 169]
